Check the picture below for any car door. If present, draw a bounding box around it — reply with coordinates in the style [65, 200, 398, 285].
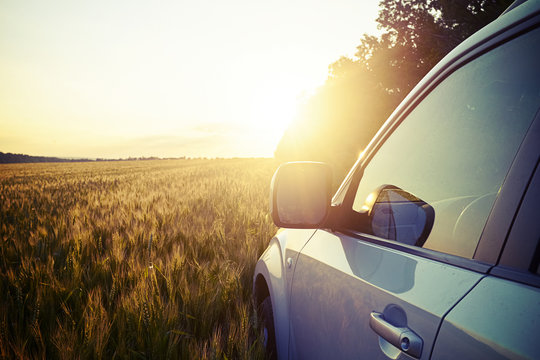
[288, 24, 540, 360]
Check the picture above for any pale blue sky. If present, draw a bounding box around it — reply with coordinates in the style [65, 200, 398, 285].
[0, 0, 380, 158]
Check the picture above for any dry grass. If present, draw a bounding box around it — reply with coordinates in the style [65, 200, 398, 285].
[0, 158, 278, 359]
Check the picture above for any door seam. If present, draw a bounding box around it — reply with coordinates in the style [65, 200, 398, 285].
[428, 274, 488, 359]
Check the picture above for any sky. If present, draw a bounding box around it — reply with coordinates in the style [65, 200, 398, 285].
[0, 0, 380, 159]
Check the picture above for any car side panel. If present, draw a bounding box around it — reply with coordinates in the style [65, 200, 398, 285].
[289, 230, 484, 359]
[431, 276, 540, 360]
[253, 228, 316, 359]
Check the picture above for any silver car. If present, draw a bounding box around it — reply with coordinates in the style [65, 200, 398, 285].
[253, 1, 540, 359]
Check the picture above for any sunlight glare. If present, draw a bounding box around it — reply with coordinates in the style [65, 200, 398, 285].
[247, 86, 299, 150]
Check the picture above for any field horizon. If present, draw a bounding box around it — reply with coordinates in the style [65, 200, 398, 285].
[0, 150, 274, 164]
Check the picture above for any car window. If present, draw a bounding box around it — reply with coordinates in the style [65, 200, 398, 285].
[351, 27, 540, 259]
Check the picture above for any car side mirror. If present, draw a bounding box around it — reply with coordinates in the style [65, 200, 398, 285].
[270, 162, 332, 228]
[362, 185, 435, 246]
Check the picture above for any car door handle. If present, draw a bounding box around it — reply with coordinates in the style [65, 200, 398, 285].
[369, 312, 423, 358]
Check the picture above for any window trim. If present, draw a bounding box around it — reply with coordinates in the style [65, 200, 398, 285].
[337, 18, 540, 270]
[490, 266, 540, 288]
[475, 113, 540, 264]
[487, 134, 540, 289]
[337, 229, 493, 273]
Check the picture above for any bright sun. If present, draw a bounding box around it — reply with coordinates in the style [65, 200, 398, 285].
[234, 66, 320, 156]
[249, 88, 298, 143]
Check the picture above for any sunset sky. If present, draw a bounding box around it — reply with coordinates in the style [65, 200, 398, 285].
[1, 0, 380, 159]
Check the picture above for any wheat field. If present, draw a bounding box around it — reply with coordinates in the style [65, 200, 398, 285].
[0, 158, 278, 359]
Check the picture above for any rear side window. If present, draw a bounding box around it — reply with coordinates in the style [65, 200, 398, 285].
[352, 27, 540, 259]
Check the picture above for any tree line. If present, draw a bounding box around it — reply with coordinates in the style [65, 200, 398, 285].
[275, 0, 512, 178]
[0, 152, 94, 164]
[0, 152, 180, 164]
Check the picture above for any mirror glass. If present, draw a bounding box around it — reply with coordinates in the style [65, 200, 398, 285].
[369, 186, 434, 246]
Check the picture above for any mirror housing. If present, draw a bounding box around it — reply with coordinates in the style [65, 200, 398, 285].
[363, 185, 435, 246]
[270, 162, 332, 228]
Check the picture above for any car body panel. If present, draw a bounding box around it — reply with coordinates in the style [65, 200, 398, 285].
[288, 230, 483, 359]
[253, 228, 316, 359]
[431, 276, 540, 360]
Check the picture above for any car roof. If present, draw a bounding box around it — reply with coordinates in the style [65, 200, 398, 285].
[430, 0, 540, 79]
[500, 0, 534, 16]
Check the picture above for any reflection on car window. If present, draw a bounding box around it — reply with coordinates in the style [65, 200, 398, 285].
[352, 28, 540, 258]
